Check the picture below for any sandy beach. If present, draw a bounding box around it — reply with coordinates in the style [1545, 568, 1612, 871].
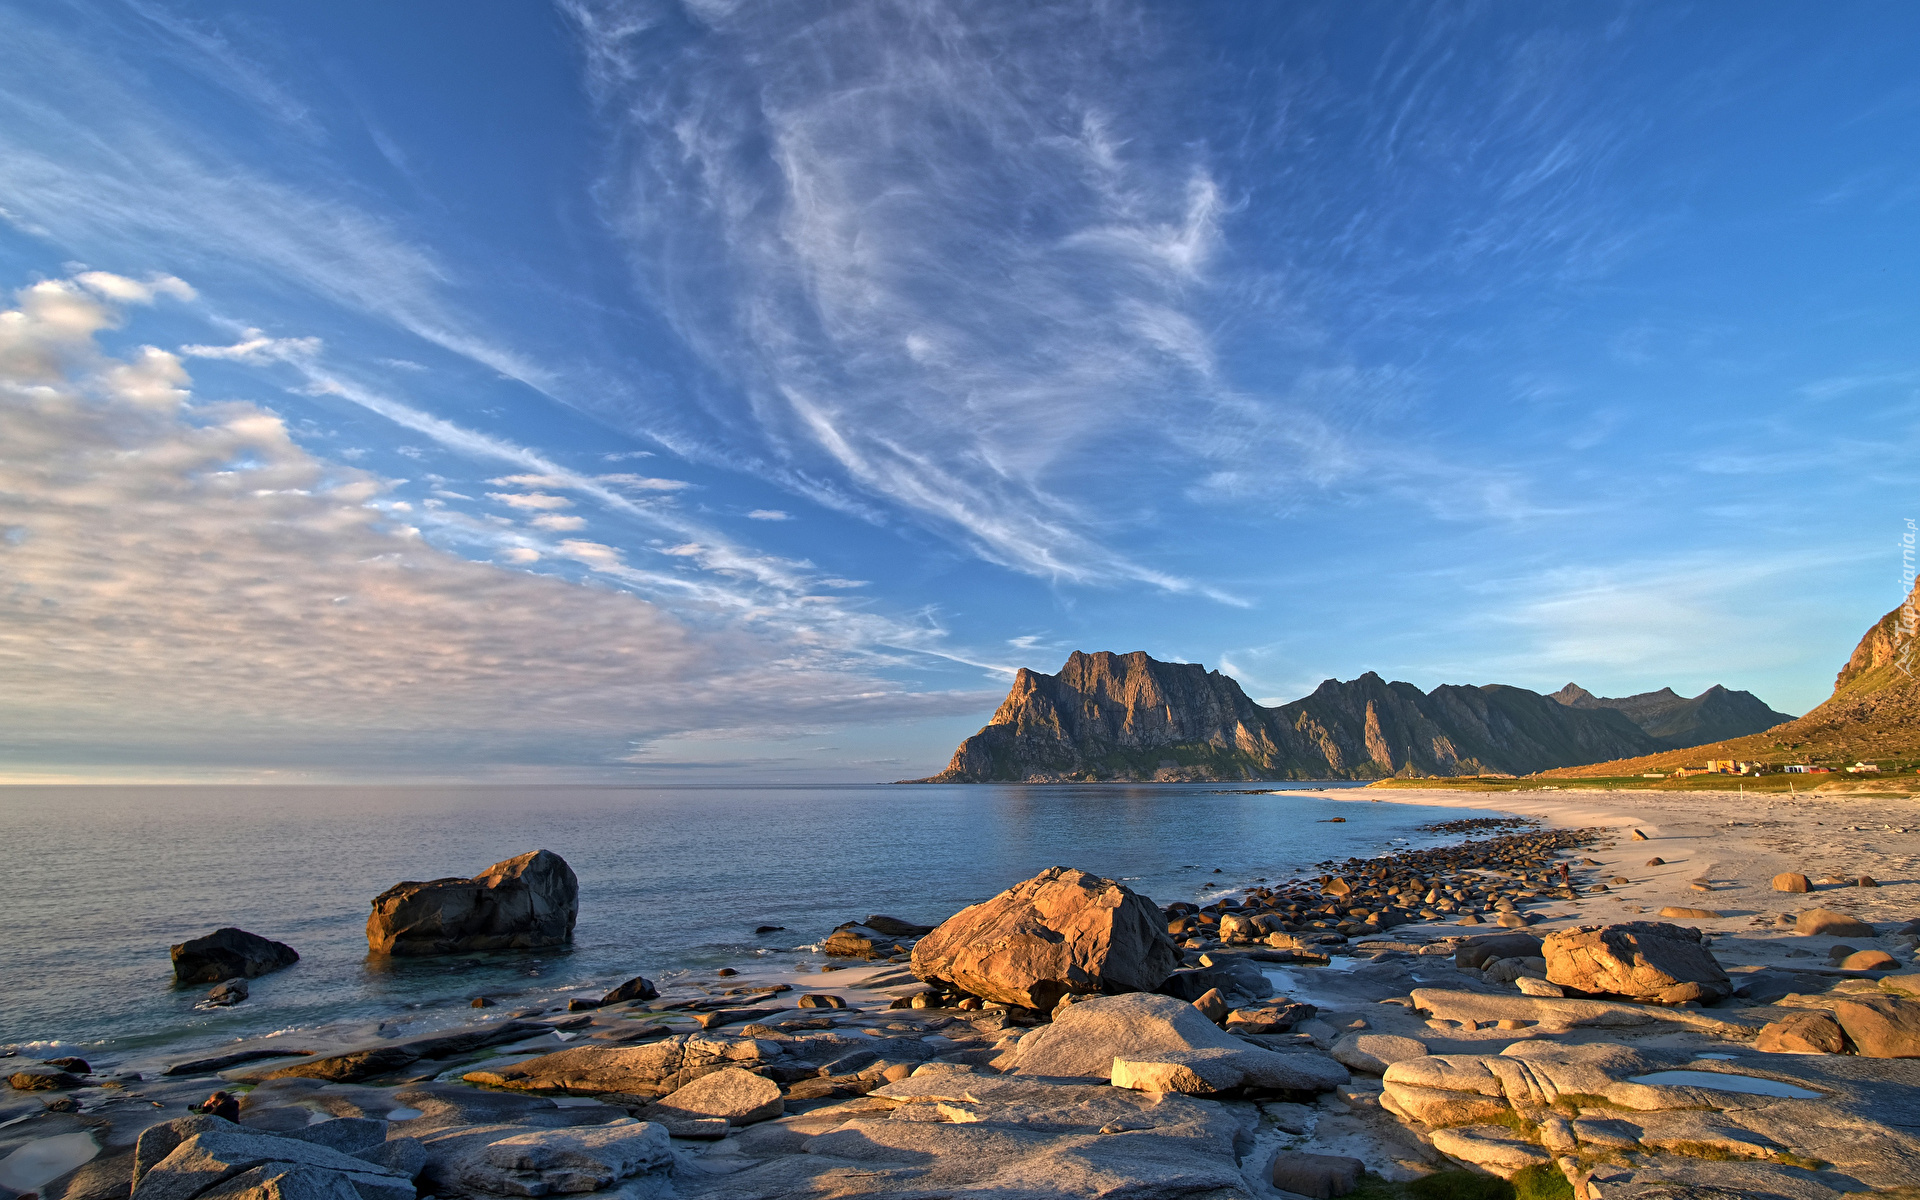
[1363, 785, 1920, 970]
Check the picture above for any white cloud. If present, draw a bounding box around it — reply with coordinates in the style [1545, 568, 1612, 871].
[75, 271, 196, 304]
[181, 328, 321, 364]
[489, 491, 574, 510]
[598, 473, 691, 491]
[0, 277, 988, 773]
[530, 513, 587, 531]
[491, 474, 574, 488]
[746, 509, 791, 521]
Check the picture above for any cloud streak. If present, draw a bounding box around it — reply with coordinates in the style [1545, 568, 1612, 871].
[567, 0, 1276, 595]
[0, 275, 990, 773]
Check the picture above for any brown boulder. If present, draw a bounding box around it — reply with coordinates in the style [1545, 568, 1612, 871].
[649, 1066, 783, 1126]
[908, 866, 1179, 1010]
[1842, 950, 1900, 971]
[1657, 907, 1720, 920]
[1756, 1011, 1849, 1055]
[367, 849, 577, 956]
[1541, 921, 1732, 1004]
[1772, 873, 1812, 893]
[823, 924, 899, 959]
[1830, 995, 1920, 1057]
[1795, 908, 1877, 938]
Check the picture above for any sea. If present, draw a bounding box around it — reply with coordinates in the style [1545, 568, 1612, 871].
[0, 782, 1511, 1064]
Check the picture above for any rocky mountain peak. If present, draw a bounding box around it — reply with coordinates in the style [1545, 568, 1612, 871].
[906, 652, 1791, 784]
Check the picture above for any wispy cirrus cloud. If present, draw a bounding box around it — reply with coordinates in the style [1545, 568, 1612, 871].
[566, 0, 1262, 596]
[0, 13, 553, 396]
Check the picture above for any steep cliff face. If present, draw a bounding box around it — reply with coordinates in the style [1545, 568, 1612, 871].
[938, 651, 1301, 782]
[916, 652, 1679, 783]
[1549, 683, 1793, 749]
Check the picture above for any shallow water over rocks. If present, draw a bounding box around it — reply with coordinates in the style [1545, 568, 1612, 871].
[1, 781, 1495, 1063]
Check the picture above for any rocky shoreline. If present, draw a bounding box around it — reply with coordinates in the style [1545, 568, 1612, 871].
[7, 791, 1920, 1200]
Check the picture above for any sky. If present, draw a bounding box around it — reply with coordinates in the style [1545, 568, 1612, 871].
[1, 1, 1914, 783]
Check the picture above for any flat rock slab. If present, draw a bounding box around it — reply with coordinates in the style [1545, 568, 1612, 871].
[463, 1034, 783, 1099]
[1006, 992, 1347, 1095]
[650, 1067, 784, 1126]
[130, 1121, 412, 1200]
[1428, 1125, 1552, 1174]
[1381, 1041, 1920, 1191]
[677, 1073, 1251, 1199]
[453, 1119, 670, 1196]
[1408, 988, 1762, 1036]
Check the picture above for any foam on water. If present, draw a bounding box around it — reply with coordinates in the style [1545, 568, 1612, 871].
[0, 781, 1502, 1063]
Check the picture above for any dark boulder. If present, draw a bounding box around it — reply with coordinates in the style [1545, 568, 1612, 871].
[170, 928, 299, 984]
[601, 975, 658, 1005]
[366, 849, 577, 956]
[1453, 932, 1544, 970]
[861, 915, 936, 937]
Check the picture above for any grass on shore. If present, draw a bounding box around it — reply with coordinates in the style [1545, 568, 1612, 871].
[1366, 771, 1917, 795]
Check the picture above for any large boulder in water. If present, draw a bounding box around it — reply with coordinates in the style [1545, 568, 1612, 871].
[171, 928, 299, 983]
[367, 850, 577, 956]
[1542, 920, 1732, 1004]
[909, 866, 1179, 1009]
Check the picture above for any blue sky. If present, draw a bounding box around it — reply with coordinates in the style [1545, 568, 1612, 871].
[1, 1, 1914, 781]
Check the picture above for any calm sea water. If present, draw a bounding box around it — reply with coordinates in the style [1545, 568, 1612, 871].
[0, 783, 1507, 1060]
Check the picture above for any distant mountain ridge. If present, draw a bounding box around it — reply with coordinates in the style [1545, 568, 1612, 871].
[1548, 682, 1794, 749]
[907, 651, 1790, 783]
[1547, 583, 1920, 778]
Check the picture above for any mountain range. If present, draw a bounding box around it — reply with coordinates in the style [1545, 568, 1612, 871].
[909, 652, 1793, 783]
[1548, 683, 1793, 747]
[1546, 583, 1919, 777]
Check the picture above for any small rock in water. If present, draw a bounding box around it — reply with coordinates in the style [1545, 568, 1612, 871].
[42, 1057, 89, 1074]
[205, 978, 249, 1006]
[715, 968, 738, 977]
[171, 927, 300, 984]
[796, 993, 847, 1009]
[471, 996, 495, 1008]
[754, 925, 786, 933]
